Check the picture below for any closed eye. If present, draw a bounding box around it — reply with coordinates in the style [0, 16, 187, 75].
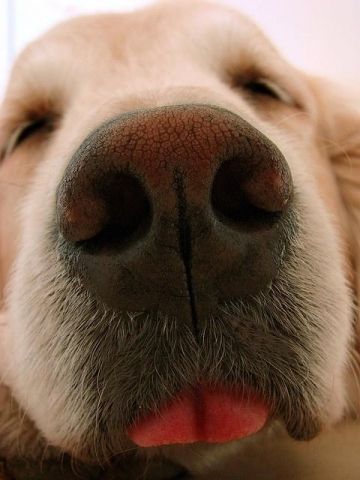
[243, 78, 295, 105]
[4, 117, 56, 158]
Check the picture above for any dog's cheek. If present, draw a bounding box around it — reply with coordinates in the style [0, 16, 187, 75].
[0, 162, 21, 300]
[0, 143, 44, 300]
[312, 148, 350, 225]
[0, 312, 11, 379]
[0, 145, 45, 391]
[309, 146, 354, 292]
[0, 153, 27, 400]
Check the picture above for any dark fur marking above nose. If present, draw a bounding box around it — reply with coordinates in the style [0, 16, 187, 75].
[173, 169, 199, 341]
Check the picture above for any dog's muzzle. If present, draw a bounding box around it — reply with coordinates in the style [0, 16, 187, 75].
[55, 104, 297, 447]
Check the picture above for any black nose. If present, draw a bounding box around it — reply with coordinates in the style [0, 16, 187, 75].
[56, 104, 293, 324]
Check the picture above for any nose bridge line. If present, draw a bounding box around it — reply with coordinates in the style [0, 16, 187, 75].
[172, 169, 200, 342]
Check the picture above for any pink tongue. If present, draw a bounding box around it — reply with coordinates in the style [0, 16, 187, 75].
[128, 386, 269, 447]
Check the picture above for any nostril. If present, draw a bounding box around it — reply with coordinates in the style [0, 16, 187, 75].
[57, 172, 152, 249]
[211, 156, 293, 228]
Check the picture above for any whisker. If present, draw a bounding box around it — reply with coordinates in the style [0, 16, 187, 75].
[271, 110, 312, 128]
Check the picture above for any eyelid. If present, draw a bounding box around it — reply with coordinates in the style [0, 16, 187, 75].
[250, 78, 296, 106]
[4, 118, 53, 158]
[4, 122, 34, 158]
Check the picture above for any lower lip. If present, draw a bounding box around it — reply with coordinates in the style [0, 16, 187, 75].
[128, 384, 270, 447]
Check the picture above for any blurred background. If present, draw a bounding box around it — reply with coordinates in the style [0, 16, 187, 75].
[1, 0, 359, 97]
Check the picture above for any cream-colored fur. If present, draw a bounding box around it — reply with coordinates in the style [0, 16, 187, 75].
[0, 1, 359, 478]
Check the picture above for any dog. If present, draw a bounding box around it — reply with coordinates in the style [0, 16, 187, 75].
[0, 0, 359, 478]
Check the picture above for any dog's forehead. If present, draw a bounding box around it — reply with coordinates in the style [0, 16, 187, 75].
[11, 0, 276, 86]
[42, 0, 264, 49]
[2, 0, 303, 141]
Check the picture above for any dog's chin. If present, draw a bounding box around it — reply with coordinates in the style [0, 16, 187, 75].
[61, 414, 321, 475]
[147, 418, 317, 477]
[58, 379, 322, 467]
[147, 422, 280, 476]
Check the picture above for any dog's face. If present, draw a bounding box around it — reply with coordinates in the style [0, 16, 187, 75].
[0, 0, 359, 472]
